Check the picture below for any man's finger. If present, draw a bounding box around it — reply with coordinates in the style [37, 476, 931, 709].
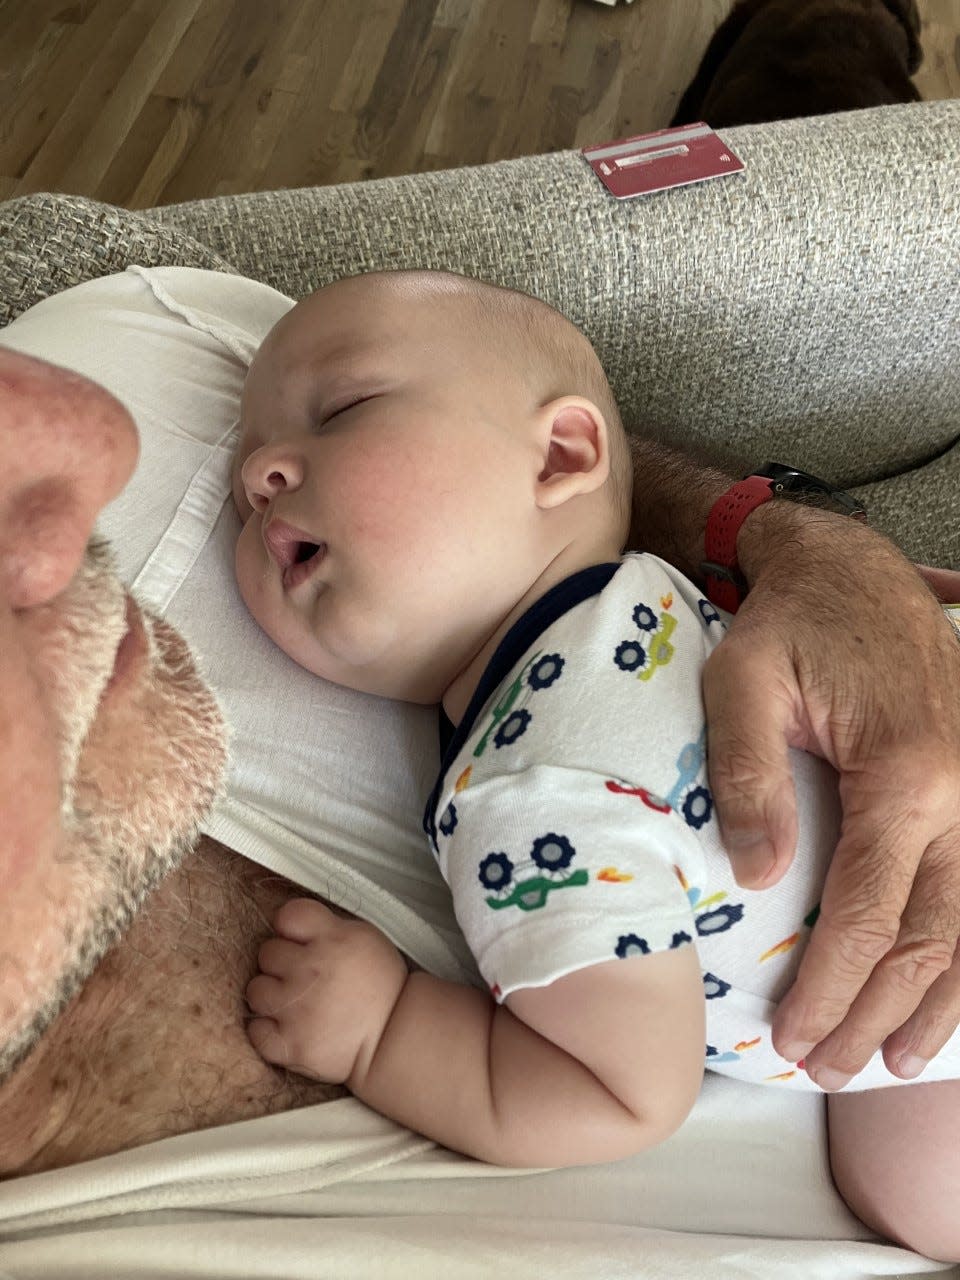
[800, 922, 955, 1089]
[772, 804, 921, 1062]
[883, 947, 960, 1079]
[702, 638, 799, 889]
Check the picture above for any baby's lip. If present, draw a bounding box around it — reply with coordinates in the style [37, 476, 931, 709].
[262, 517, 323, 570]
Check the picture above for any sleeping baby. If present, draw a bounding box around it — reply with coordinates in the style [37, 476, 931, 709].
[231, 267, 960, 1259]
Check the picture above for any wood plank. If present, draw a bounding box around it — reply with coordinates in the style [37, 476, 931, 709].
[153, 0, 308, 202]
[152, 0, 237, 100]
[422, 0, 490, 159]
[107, 95, 202, 209]
[373, 22, 459, 178]
[0, 0, 957, 207]
[329, 1, 407, 115]
[0, 1, 76, 91]
[353, 0, 442, 176]
[57, 0, 204, 197]
[916, 0, 960, 100]
[0, 0, 124, 182]
[252, 0, 376, 193]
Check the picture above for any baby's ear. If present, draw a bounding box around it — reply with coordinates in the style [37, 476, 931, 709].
[534, 398, 610, 510]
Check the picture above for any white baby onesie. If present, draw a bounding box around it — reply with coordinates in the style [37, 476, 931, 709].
[426, 554, 960, 1091]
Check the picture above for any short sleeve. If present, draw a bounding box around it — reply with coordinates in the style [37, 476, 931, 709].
[437, 762, 706, 1000]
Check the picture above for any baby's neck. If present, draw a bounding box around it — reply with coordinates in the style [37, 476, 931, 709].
[441, 537, 622, 726]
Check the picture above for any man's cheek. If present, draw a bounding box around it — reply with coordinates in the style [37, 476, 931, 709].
[72, 624, 227, 853]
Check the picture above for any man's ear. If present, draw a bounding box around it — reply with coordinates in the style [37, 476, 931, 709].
[534, 397, 610, 510]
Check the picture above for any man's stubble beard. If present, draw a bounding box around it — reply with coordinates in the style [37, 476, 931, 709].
[0, 590, 228, 1083]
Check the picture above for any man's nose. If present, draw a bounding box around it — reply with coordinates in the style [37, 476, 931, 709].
[0, 348, 139, 608]
[241, 445, 305, 513]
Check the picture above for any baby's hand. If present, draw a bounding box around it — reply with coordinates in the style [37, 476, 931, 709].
[246, 898, 408, 1088]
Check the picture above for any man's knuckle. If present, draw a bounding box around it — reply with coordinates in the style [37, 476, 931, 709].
[905, 1005, 959, 1055]
[709, 744, 772, 805]
[879, 938, 955, 992]
[808, 1024, 871, 1076]
[826, 914, 900, 971]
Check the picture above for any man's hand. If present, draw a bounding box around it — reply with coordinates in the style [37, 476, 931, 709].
[703, 504, 960, 1089]
[246, 898, 409, 1089]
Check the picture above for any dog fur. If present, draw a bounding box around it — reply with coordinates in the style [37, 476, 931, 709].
[671, 0, 922, 128]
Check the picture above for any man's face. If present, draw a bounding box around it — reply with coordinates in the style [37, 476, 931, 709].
[0, 347, 227, 1079]
[232, 274, 543, 704]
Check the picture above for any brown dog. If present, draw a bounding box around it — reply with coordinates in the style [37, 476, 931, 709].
[671, 0, 922, 128]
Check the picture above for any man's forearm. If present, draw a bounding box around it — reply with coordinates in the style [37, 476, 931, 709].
[626, 438, 736, 581]
[627, 438, 887, 592]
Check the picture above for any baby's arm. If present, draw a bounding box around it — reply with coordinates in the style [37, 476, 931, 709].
[247, 898, 705, 1167]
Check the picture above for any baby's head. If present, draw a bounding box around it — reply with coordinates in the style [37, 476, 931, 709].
[233, 269, 631, 703]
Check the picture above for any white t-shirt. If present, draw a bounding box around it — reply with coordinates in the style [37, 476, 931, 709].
[0, 268, 947, 1279]
[2, 263, 478, 987]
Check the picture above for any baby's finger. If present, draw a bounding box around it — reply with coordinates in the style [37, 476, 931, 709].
[246, 972, 292, 1017]
[257, 936, 307, 977]
[247, 1015, 289, 1066]
[272, 896, 335, 942]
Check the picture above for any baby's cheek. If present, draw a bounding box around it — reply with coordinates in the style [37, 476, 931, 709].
[234, 524, 318, 671]
[231, 464, 254, 522]
[234, 524, 271, 620]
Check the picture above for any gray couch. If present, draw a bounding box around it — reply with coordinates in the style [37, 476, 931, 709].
[1, 99, 958, 563]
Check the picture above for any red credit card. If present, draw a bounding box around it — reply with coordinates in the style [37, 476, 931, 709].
[582, 123, 744, 199]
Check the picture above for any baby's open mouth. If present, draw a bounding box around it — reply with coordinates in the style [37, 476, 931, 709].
[262, 518, 328, 589]
[294, 541, 322, 564]
[283, 541, 326, 591]
[263, 518, 324, 569]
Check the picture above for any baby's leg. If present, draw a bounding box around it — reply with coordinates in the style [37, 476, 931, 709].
[827, 1079, 960, 1262]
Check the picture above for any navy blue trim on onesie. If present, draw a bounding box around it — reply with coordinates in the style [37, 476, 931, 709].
[424, 561, 620, 838]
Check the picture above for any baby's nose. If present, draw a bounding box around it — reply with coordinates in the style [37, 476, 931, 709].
[241, 445, 304, 512]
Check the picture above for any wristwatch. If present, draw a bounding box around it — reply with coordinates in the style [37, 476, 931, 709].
[701, 462, 867, 613]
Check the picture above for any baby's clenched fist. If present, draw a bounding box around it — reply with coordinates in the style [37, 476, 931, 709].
[246, 897, 408, 1090]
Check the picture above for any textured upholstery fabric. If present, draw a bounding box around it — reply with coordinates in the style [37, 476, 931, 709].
[1, 100, 958, 561]
[0, 197, 234, 325]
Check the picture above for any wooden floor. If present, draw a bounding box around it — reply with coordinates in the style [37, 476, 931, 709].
[0, 0, 958, 209]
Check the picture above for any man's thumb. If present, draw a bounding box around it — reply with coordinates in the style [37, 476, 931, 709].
[702, 642, 799, 889]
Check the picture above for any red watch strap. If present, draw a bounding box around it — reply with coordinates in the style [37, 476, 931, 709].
[702, 476, 775, 613]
